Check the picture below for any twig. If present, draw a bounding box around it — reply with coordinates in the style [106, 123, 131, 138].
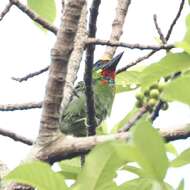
[104, 0, 131, 57]
[10, 0, 58, 35]
[118, 106, 148, 132]
[151, 0, 185, 121]
[0, 2, 13, 21]
[11, 66, 49, 82]
[151, 101, 164, 121]
[116, 50, 156, 74]
[38, 125, 190, 163]
[84, 0, 101, 136]
[0, 128, 33, 145]
[153, 14, 166, 44]
[165, 0, 185, 41]
[87, 38, 173, 50]
[0, 102, 42, 111]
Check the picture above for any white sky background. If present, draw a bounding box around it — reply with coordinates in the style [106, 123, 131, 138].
[0, 0, 189, 188]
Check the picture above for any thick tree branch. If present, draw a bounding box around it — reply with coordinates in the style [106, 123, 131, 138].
[61, 4, 87, 112]
[11, 66, 49, 82]
[9, 0, 58, 35]
[104, 0, 131, 57]
[0, 2, 13, 21]
[37, 0, 85, 145]
[36, 125, 190, 163]
[84, 0, 101, 136]
[0, 102, 42, 111]
[0, 128, 33, 145]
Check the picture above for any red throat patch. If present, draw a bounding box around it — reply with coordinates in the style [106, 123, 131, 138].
[101, 69, 116, 80]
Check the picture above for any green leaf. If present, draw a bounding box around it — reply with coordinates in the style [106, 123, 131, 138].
[112, 106, 138, 132]
[75, 141, 135, 190]
[170, 148, 190, 167]
[27, 0, 56, 30]
[131, 118, 169, 180]
[118, 178, 154, 190]
[96, 121, 109, 135]
[176, 14, 190, 54]
[177, 179, 184, 190]
[122, 165, 146, 177]
[59, 158, 81, 179]
[139, 53, 190, 89]
[165, 143, 178, 156]
[162, 75, 190, 105]
[115, 71, 140, 93]
[5, 161, 68, 190]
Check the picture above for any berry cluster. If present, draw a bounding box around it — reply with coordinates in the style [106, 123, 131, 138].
[135, 81, 168, 111]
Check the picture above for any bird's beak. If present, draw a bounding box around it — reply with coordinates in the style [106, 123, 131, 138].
[102, 51, 124, 70]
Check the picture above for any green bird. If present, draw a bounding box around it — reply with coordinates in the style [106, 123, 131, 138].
[60, 52, 124, 136]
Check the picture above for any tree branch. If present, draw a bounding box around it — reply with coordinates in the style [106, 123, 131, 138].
[118, 106, 148, 132]
[165, 0, 185, 41]
[37, 0, 85, 145]
[116, 50, 156, 74]
[9, 0, 58, 35]
[0, 102, 42, 111]
[0, 128, 33, 145]
[153, 14, 166, 44]
[84, 0, 101, 137]
[37, 125, 190, 163]
[11, 66, 49, 82]
[87, 38, 173, 50]
[61, 4, 87, 112]
[104, 0, 131, 57]
[0, 2, 13, 21]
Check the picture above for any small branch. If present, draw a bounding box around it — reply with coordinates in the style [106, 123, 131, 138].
[10, 0, 58, 35]
[11, 66, 49, 82]
[87, 38, 174, 50]
[84, 0, 101, 136]
[118, 106, 148, 132]
[0, 128, 33, 145]
[104, 0, 131, 57]
[153, 14, 166, 44]
[0, 102, 42, 111]
[37, 125, 190, 163]
[0, 2, 13, 21]
[116, 50, 156, 74]
[151, 101, 164, 121]
[165, 0, 185, 41]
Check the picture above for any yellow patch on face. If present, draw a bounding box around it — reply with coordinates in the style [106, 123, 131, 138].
[100, 54, 112, 62]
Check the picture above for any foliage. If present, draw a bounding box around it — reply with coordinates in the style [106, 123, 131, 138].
[27, 0, 56, 30]
[5, 119, 189, 190]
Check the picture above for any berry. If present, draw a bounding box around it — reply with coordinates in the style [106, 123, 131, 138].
[144, 89, 150, 97]
[150, 83, 159, 90]
[135, 91, 144, 100]
[147, 98, 157, 107]
[150, 89, 160, 99]
[158, 81, 166, 92]
[135, 100, 143, 108]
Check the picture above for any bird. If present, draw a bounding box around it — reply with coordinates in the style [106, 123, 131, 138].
[60, 52, 124, 137]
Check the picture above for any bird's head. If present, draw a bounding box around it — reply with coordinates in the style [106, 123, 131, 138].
[93, 52, 124, 85]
